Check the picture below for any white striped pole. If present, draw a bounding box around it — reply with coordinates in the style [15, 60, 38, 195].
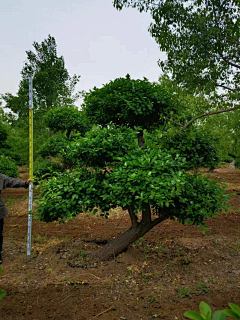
[27, 75, 33, 262]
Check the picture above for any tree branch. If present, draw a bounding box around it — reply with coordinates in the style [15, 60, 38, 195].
[217, 84, 237, 93]
[150, 214, 166, 228]
[222, 56, 240, 69]
[223, 37, 240, 46]
[127, 205, 138, 229]
[180, 107, 238, 131]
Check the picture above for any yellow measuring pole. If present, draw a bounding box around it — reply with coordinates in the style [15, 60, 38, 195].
[27, 75, 33, 261]
[29, 108, 33, 180]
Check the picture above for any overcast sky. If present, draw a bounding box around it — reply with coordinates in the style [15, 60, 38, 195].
[1, 0, 165, 107]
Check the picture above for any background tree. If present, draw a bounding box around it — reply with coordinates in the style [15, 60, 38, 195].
[113, 0, 240, 115]
[1, 35, 80, 166]
[1, 35, 80, 119]
[44, 106, 91, 138]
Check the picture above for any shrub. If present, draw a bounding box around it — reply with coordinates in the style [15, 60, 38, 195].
[0, 155, 18, 178]
[44, 106, 91, 137]
[0, 148, 23, 166]
[37, 135, 69, 159]
[33, 161, 63, 183]
[236, 158, 240, 169]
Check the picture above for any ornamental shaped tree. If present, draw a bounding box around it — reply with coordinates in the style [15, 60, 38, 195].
[44, 106, 91, 138]
[37, 76, 228, 261]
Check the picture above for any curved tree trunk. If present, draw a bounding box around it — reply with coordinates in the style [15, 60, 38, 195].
[91, 214, 166, 261]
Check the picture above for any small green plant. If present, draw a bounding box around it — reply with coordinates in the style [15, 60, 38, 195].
[0, 267, 6, 300]
[177, 249, 182, 257]
[134, 237, 144, 245]
[222, 303, 240, 319]
[127, 268, 132, 276]
[141, 272, 150, 284]
[196, 281, 210, 294]
[147, 295, 159, 303]
[207, 275, 216, 283]
[78, 245, 86, 263]
[178, 286, 193, 298]
[152, 314, 161, 319]
[184, 301, 240, 320]
[157, 243, 163, 256]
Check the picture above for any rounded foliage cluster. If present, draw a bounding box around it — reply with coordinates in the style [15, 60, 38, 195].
[37, 148, 227, 225]
[65, 125, 138, 167]
[44, 106, 91, 137]
[0, 155, 19, 178]
[146, 128, 220, 171]
[83, 75, 176, 130]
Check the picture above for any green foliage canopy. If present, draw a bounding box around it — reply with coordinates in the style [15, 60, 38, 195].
[64, 125, 138, 167]
[83, 75, 177, 131]
[114, 1, 240, 99]
[146, 128, 220, 171]
[1, 35, 80, 118]
[38, 147, 227, 225]
[44, 106, 91, 137]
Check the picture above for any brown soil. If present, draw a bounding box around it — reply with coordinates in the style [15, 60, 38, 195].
[0, 165, 240, 320]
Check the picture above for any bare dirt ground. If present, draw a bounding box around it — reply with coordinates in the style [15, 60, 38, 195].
[0, 165, 240, 320]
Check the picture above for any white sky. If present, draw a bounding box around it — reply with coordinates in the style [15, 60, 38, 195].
[0, 0, 165, 107]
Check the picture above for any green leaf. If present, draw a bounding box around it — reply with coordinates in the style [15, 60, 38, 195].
[228, 304, 240, 317]
[199, 301, 212, 319]
[0, 289, 6, 300]
[222, 309, 240, 320]
[212, 311, 227, 320]
[183, 311, 203, 320]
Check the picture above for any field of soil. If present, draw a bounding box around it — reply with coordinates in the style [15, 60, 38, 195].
[0, 165, 240, 320]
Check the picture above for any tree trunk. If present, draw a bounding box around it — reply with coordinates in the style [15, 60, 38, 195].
[66, 130, 71, 138]
[229, 159, 236, 170]
[90, 215, 166, 261]
[137, 130, 145, 148]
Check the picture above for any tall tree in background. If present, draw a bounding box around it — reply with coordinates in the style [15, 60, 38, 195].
[1, 35, 80, 118]
[113, 0, 240, 105]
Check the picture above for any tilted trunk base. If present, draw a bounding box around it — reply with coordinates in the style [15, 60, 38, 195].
[90, 217, 166, 261]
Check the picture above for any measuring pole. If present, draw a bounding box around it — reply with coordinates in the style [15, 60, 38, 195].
[27, 75, 33, 262]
